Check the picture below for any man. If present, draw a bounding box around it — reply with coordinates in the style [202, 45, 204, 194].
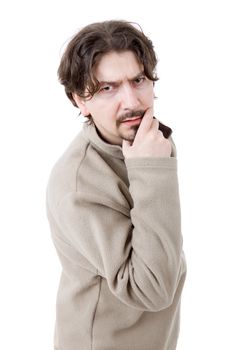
[46, 20, 186, 350]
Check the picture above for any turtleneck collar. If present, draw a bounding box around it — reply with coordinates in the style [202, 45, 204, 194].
[82, 123, 124, 159]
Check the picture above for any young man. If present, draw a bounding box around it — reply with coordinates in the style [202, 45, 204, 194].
[46, 20, 186, 350]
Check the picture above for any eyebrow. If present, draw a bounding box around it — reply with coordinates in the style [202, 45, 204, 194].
[98, 71, 145, 86]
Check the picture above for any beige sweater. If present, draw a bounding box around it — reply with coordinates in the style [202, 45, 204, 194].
[46, 123, 186, 350]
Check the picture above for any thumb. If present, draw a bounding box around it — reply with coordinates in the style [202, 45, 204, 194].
[122, 139, 132, 156]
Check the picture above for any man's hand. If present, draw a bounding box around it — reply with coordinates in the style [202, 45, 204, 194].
[122, 108, 172, 159]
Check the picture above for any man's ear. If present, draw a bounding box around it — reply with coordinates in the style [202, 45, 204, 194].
[72, 93, 90, 116]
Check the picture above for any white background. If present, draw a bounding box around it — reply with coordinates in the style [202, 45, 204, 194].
[0, 0, 232, 349]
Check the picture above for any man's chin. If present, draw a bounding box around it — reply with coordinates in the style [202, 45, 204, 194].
[124, 135, 135, 142]
[119, 124, 140, 142]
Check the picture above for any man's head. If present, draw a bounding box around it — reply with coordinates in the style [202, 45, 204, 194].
[58, 20, 159, 145]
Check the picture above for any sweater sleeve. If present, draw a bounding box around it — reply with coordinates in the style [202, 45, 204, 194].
[56, 156, 186, 312]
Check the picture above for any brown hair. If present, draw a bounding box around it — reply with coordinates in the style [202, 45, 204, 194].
[58, 20, 159, 120]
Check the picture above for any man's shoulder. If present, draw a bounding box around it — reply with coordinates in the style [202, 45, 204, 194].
[46, 129, 90, 204]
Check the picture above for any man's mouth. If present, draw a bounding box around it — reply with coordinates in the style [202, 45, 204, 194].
[121, 116, 142, 124]
[116, 110, 145, 128]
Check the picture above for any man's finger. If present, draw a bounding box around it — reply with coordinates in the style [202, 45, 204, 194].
[134, 107, 157, 142]
[134, 107, 153, 140]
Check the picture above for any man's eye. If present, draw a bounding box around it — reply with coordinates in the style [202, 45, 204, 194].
[100, 86, 112, 92]
[134, 77, 145, 84]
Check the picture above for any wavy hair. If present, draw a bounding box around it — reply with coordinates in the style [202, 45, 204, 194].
[58, 20, 159, 116]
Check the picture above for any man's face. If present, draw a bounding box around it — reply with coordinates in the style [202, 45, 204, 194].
[74, 50, 155, 145]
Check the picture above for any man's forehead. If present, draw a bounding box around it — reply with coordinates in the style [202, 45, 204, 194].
[94, 51, 144, 83]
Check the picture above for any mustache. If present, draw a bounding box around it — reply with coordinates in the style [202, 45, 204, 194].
[117, 110, 145, 125]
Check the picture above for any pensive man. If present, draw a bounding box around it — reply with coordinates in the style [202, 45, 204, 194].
[46, 20, 186, 350]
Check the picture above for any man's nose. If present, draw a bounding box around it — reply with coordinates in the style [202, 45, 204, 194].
[119, 84, 140, 110]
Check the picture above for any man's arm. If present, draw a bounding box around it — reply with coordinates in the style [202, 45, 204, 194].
[54, 109, 186, 312]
